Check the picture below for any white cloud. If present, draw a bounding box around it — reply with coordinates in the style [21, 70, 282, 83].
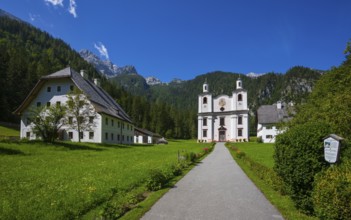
[94, 42, 109, 60]
[29, 13, 37, 21]
[45, 0, 64, 7]
[44, 0, 77, 18]
[68, 0, 77, 18]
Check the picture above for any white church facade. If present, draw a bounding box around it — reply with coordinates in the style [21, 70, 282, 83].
[197, 78, 249, 142]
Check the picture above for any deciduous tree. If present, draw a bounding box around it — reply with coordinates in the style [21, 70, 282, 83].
[28, 105, 67, 143]
[66, 89, 97, 142]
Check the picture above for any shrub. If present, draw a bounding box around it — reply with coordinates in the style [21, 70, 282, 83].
[236, 150, 246, 159]
[183, 151, 196, 163]
[169, 163, 182, 176]
[273, 121, 331, 214]
[145, 169, 167, 191]
[313, 161, 351, 220]
[231, 146, 238, 151]
[257, 136, 263, 143]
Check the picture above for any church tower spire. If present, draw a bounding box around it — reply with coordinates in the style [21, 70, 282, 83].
[236, 77, 243, 89]
[203, 79, 209, 93]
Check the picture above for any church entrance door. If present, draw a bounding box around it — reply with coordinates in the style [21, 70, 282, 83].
[219, 130, 226, 142]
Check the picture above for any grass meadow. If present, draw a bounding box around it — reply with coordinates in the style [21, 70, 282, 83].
[0, 139, 211, 219]
[0, 125, 19, 137]
[227, 141, 317, 220]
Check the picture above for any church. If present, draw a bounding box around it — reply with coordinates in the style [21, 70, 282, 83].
[198, 78, 249, 142]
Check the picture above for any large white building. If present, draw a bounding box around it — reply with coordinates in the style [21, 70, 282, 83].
[197, 78, 249, 142]
[14, 67, 134, 144]
[257, 101, 293, 143]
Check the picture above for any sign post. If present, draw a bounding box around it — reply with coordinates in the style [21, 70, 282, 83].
[324, 134, 343, 164]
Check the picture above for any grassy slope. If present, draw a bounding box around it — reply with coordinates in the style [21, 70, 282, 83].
[0, 126, 19, 136]
[228, 142, 317, 220]
[0, 140, 210, 219]
[233, 142, 275, 168]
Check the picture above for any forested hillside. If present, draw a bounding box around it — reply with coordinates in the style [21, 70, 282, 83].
[0, 14, 196, 138]
[0, 16, 99, 122]
[290, 45, 351, 140]
[149, 66, 321, 110]
[104, 65, 321, 135]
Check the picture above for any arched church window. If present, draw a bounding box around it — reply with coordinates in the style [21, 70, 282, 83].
[203, 97, 207, 104]
[238, 94, 243, 102]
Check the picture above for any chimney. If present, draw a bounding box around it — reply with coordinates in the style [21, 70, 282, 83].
[94, 78, 101, 87]
[277, 101, 282, 109]
[80, 70, 87, 79]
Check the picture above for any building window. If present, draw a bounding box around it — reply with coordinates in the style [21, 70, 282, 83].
[203, 129, 207, 137]
[79, 132, 83, 140]
[238, 94, 243, 102]
[203, 97, 207, 104]
[238, 129, 243, 137]
[37, 102, 41, 107]
[266, 135, 273, 139]
[46, 102, 51, 107]
[238, 116, 242, 125]
[118, 121, 120, 128]
[220, 117, 225, 126]
[47, 86, 51, 92]
[122, 135, 125, 141]
[203, 117, 207, 126]
[77, 116, 83, 124]
[111, 119, 114, 127]
[70, 85, 74, 91]
[127, 136, 129, 142]
[68, 132, 73, 139]
[111, 133, 114, 140]
[89, 116, 94, 123]
[105, 118, 108, 125]
[56, 101, 61, 107]
[57, 86, 61, 92]
[117, 134, 120, 141]
[122, 123, 125, 129]
[26, 132, 30, 138]
[105, 132, 108, 140]
[89, 132, 94, 139]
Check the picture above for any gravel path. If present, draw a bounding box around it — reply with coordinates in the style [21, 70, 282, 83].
[141, 142, 284, 220]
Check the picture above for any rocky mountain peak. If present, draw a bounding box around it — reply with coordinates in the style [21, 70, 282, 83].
[246, 72, 265, 78]
[79, 49, 137, 78]
[146, 76, 162, 85]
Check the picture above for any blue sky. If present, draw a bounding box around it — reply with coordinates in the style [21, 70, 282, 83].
[1, 0, 351, 82]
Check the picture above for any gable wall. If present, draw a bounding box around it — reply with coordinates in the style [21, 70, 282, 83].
[20, 78, 134, 144]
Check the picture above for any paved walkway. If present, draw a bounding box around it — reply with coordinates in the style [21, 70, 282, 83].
[141, 142, 284, 220]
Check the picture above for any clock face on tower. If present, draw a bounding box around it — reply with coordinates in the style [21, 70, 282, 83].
[219, 98, 226, 107]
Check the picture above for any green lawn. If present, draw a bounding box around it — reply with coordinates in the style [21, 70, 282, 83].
[0, 140, 211, 219]
[231, 142, 275, 168]
[0, 125, 19, 137]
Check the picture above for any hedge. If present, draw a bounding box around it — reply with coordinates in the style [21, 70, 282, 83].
[313, 161, 351, 219]
[273, 121, 331, 214]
